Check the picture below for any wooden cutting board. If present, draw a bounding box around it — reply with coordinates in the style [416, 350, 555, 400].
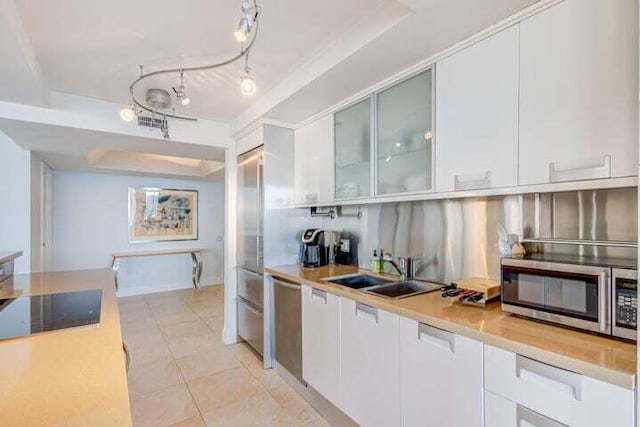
[456, 277, 501, 300]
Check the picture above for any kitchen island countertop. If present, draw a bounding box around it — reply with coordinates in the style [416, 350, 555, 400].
[0, 269, 131, 427]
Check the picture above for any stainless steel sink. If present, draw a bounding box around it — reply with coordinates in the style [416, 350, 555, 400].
[325, 274, 394, 290]
[324, 274, 441, 299]
[363, 280, 441, 299]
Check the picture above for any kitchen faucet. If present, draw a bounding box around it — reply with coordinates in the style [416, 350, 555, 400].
[382, 252, 410, 281]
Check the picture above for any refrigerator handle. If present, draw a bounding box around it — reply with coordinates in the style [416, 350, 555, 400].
[256, 151, 264, 266]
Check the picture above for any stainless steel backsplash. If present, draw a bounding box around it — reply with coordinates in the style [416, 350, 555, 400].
[321, 195, 522, 283]
[312, 187, 637, 283]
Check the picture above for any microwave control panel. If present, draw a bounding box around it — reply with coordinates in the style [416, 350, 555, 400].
[615, 278, 638, 330]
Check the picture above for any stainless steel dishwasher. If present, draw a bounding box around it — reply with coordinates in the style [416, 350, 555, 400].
[273, 277, 303, 383]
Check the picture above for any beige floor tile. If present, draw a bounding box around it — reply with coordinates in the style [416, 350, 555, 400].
[302, 418, 332, 427]
[160, 319, 212, 340]
[202, 316, 224, 334]
[120, 305, 155, 324]
[129, 340, 174, 371]
[176, 346, 240, 381]
[232, 344, 284, 390]
[118, 299, 150, 313]
[168, 415, 207, 427]
[187, 299, 223, 318]
[118, 295, 148, 306]
[154, 309, 200, 326]
[121, 319, 165, 348]
[130, 383, 199, 427]
[269, 384, 320, 425]
[201, 390, 299, 427]
[128, 358, 184, 398]
[187, 366, 263, 413]
[149, 303, 195, 317]
[167, 332, 225, 359]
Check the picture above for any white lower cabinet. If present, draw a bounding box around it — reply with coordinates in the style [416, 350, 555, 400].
[301, 285, 341, 407]
[485, 390, 575, 427]
[484, 345, 634, 427]
[399, 318, 483, 427]
[340, 298, 400, 427]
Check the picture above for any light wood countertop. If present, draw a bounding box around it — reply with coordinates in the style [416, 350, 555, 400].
[266, 264, 637, 390]
[0, 269, 132, 427]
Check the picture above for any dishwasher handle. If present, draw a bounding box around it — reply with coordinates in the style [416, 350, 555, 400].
[273, 277, 302, 290]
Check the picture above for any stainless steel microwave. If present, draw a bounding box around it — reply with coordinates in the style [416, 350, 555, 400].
[501, 256, 637, 341]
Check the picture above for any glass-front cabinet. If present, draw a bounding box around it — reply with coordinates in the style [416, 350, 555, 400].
[334, 98, 372, 199]
[376, 69, 433, 195]
[333, 68, 433, 200]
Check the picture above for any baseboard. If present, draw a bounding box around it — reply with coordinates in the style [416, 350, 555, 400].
[116, 280, 221, 297]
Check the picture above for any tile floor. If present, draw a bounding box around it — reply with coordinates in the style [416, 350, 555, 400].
[118, 285, 331, 427]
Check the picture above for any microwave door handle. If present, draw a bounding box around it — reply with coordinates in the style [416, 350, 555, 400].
[598, 271, 608, 333]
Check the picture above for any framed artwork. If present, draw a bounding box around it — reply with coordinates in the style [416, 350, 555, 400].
[128, 187, 198, 242]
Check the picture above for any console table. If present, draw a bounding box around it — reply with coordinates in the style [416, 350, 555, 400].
[110, 249, 203, 291]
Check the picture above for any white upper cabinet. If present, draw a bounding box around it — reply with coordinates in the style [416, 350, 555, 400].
[334, 99, 372, 199]
[376, 69, 434, 195]
[294, 115, 333, 205]
[518, 0, 638, 186]
[435, 26, 519, 192]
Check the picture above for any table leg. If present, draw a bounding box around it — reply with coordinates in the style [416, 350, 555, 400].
[111, 256, 121, 292]
[191, 252, 203, 288]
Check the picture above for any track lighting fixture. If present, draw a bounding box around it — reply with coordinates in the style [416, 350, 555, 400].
[234, 0, 255, 43]
[240, 54, 257, 96]
[119, 106, 136, 122]
[122, 0, 261, 131]
[173, 70, 191, 106]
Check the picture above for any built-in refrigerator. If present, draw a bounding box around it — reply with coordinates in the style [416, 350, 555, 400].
[236, 145, 264, 355]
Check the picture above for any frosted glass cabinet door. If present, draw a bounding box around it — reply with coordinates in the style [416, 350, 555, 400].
[334, 98, 371, 199]
[376, 69, 433, 195]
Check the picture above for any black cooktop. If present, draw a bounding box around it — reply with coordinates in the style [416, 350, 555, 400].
[0, 289, 102, 341]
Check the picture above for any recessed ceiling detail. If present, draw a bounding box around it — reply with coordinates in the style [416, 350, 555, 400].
[86, 148, 224, 178]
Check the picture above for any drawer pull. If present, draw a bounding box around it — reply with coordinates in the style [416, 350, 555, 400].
[311, 288, 327, 303]
[516, 355, 582, 401]
[453, 170, 491, 191]
[355, 302, 378, 323]
[549, 155, 611, 183]
[418, 322, 455, 352]
[517, 404, 567, 427]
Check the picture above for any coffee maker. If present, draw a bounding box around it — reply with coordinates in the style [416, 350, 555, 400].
[301, 229, 328, 268]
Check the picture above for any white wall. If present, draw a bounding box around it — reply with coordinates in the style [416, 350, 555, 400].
[29, 154, 42, 272]
[0, 131, 31, 273]
[53, 171, 225, 296]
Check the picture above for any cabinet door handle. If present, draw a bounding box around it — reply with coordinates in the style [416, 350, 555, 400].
[598, 271, 609, 333]
[355, 302, 378, 323]
[273, 278, 302, 290]
[517, 404, 568, 427]
[453, 170, 491, 191]
[311, 288, 327, 303]
[418, 322, 455, 352]
[516, 355, 582, 401]
[549, 155, 611, 183]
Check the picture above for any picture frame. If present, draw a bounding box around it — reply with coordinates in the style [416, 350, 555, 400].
[128, 187, 198, 242]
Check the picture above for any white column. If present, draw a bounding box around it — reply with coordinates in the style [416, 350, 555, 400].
[223, 145, 238, 344]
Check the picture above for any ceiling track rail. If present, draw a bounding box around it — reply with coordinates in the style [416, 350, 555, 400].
[128, 0, 261, 121]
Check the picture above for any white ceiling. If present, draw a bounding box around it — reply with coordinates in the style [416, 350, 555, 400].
[244, 0, 541, 125]
[0, 0, 544, 180]
[13, 0, 398, 122]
